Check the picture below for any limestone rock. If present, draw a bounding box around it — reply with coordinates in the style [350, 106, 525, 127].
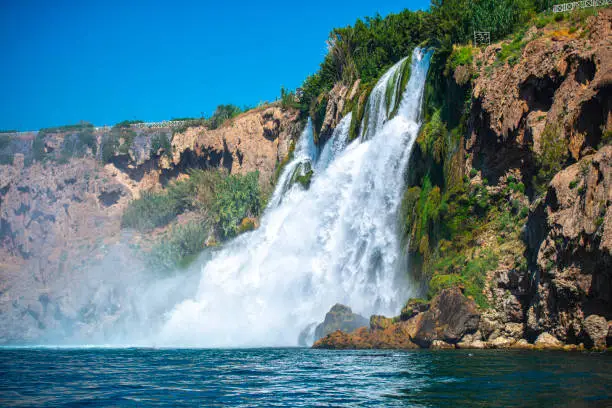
[313, 304, 369, 342]
[510, 339, 535, 350]
[431, 340, 455, 349]
[527, 147, 612, 345]
[399, 298, 430, 321]
[583, 315, 608, 349]
[488, 336, 516, 349]
[534, 333, 564, 349]
[412, 288, 481, 347]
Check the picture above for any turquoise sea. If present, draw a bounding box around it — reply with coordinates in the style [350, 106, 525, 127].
[0, 348, 610, 407]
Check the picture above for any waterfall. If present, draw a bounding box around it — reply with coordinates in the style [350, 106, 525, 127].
[359, 56, 410, 141]
[267, 118, 317, 208]
[315, 112, 351, 173]
[155, 48, 432, 347]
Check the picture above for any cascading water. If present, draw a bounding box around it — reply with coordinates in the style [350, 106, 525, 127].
[156, 48, 432, 347]
[267, 119, 317, 208]
[315, 112, 351, 173]
[359, 56, 410, 141]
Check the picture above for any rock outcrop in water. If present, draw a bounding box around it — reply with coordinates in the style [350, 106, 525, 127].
[313, 304, 369, 342]
[313, 288, 479, 350]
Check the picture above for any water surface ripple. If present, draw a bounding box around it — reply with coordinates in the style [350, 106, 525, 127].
[0, 348, 610, 407]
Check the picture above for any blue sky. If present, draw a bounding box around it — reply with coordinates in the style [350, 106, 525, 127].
[0, 0, 429, 131]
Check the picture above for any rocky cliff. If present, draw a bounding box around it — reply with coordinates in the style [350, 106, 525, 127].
[0, 106, 302, 343]
[314, 9, 612, 351]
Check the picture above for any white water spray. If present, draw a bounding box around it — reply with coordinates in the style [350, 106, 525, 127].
[156, 49, 432, 347]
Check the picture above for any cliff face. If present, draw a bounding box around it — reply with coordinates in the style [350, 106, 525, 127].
[315, 9, 612, 350]
[469, 9, 612, 348]
[468, 10, 611, 182]
[0, 106, 302, 343]
[168, 106, 300, 187]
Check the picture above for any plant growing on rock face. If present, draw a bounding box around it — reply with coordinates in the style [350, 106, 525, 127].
[121, 190, 181, 232]
[533, 123, 569, 196]
[418, 110, 447, 163]
[101, 133, 120, 163]
[280, 87, 300, 110]
[149, 221, 210, 271]
[211, 171, 263, 240]
[151, 132, 172, 159]
[208, 104, 243, 130]
[599, 130, 612, 149]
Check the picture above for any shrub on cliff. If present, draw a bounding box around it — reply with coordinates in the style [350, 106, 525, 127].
[211, 171, 263, 239]
[280, 87, 300, 110]
[121, 191, 181, 231]
[121, 169, 263, 240]
[149, 221, 209, 270]
[208, 104, 243, 130]
[533, 124, 569, 195]
[150, 132, 172, 158]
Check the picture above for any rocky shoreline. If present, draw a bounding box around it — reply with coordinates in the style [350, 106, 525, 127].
[312, 287, 612, 351]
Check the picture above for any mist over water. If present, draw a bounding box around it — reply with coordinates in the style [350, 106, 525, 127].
[16, 49, 432, 347]
[153, 49, 433, 347]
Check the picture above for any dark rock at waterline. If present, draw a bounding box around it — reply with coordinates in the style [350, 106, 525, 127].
[313, 288, 480, 350]
[411, 287, 480, 347]
[313, 304, 369, 342]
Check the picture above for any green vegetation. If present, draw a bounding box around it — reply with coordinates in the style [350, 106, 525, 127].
[61, 127, 97, 158]
[149, 221, 209, 270]
[386, 58, 412, 118]
[0, 134, 11, 150]
[113, 119, 144, 128]
[273, 140, 296, 183]
[532, 124, 569, 195]
[445, 45, 473, 74]
[122, 169, 263, 240]
[121, 190, 181, 231]
[280, 86, 300, 110]
[211, 171, 263, 239]
[208, 104, 243, 130]
[32, 132, 47, 162]
[151, 132, 172, 158]
[495, 29, 527, 66]
[0, 136, 13, 164]
[39, 122, 94, 134]
[600, 129, 612, 148]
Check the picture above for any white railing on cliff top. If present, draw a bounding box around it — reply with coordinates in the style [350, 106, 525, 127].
[130, 120, 196, 129]
[553, 0, 611, 12]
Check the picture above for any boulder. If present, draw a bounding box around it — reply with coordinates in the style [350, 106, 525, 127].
[411, 288, 480, 348]
[457, 339, 486, 349]
[511, 339, 535, 350]
[431, 340, 455, 349]
[534, 332, 564, 349]
[503, 323, 525, 340]
[583, 314, 608, 349]
[488, 336, 516, 349]
[313, 304, 369, 341]
[399, 298, 430, 321]
[369, 315, 394, 331]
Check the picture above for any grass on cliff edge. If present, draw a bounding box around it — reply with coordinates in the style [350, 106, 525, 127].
[122, 169, 263, 241]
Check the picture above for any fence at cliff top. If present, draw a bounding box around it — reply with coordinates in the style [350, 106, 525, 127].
[130, 120, 195, 129]
[553, 0, 611, 12]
